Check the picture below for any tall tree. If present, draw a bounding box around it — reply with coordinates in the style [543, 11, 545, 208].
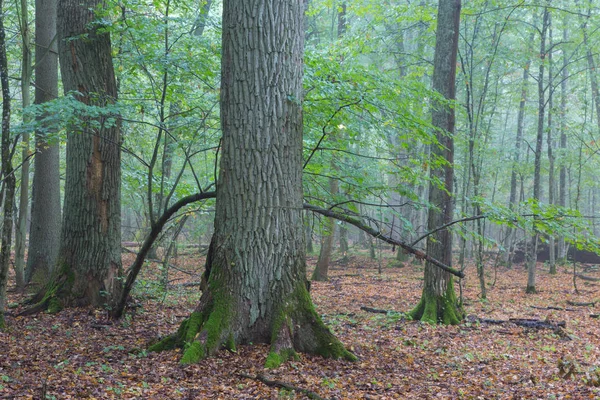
[527, 6, 549, 294]
[25, 0, 61, 283]
[37, 0, 122, 309]
[409, 0, 462, 324]
[149, 0, 355, 366]
[14, 0, 32, 290]
[0, 0, 14, 329]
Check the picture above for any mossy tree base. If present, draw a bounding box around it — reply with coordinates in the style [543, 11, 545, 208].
[150, 284, 356, 367]
[19, 261, 117, 316]
[526, 285, 537, 294]
[409, 281, 462, 325]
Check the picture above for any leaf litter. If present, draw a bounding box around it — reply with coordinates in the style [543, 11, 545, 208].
[1, 252, 600, 399]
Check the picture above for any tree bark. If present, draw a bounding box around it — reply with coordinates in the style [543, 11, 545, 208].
[557, 22, 568, 262]
[527, 7, 549, 294]
[409, 0, 462, 324]
[41, 0, 122, 309]
[14, 0, 32, 290]
[25, 0, 61, 284]
[312, 176, 338, 281]
[150, 0, 354, 367]
[0, 0, 14, 329]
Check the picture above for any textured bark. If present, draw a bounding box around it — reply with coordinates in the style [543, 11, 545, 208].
[26, 0, 61, 284]
[50, 0, 122, 308]
[410, 0, 462, 325]
[0, 0, 14, 328]
[14, 0, 32, 290]
[152, 0, 354, 366]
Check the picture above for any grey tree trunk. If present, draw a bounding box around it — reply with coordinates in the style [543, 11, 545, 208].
[312, 173, 339, 281]
[150, 0, 354, 367]
[25, 0, 61, 284]
[503, 28, 534, 267]
[14, 0, 32, 290]
[50, 0, 122, 308]
[527, 7, 549, 294]
[0, 0, 14, 329]
[557, 23, 568, 262]
[409, 0, 462, 325]
[547, 14, 556, 274]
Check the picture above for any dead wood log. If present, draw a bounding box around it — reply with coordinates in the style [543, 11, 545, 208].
[477, 317, 566, 330]
[530, 306, 576, 311]
[575, 273, 600, 282]
[360, 306, 391, 314]
[566, 300, 597, 307]
[238, 373, 328, 400]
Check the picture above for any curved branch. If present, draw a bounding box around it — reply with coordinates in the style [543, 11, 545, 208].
[304, 203, 465, 279]
[112, 190, 216, 319]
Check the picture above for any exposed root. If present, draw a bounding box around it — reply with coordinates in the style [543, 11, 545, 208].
[150, 283, 356, 366]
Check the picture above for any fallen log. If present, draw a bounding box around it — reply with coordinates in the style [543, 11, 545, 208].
[566, 300, 597, 307]
[575, 274, 600, 282]
[530, 306, 576, 312]
[477, 317, 566, 330]
[360, 306, 391, 314]
[238, 373, 328, 400]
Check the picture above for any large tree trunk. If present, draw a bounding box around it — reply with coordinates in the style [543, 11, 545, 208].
[409, 0, 462, 325]
[43, 0, 122, 309]
[150, 0, 354, 367]
[25, 0, 61, 284]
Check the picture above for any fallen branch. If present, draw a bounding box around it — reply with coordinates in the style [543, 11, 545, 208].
[238, 372, 328, 400]
[566, 300, 597, 307]
[575, 273, 600, 282]
[477, 317, 566, 330]
[167, 282, 202, 289]
[360, 306, 391, 314]
[530, 306, 576, 312]
[304, 203, 464, 278]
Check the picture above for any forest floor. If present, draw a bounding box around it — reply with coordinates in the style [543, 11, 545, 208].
[2, 250, 600, 399]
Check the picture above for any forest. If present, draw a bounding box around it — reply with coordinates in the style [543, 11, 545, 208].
[1, 0, 600, 398]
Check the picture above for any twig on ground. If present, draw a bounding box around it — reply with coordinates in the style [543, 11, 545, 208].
[238, 372, 328, 400]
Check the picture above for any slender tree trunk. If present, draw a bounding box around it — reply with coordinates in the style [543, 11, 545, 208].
[503, 28, 534, 267]
[26, 0, 61, 284]
[547, 13, 556, 274]
[557, 23, 568, 262]
[410, 0, 462, 325]
[14, 0, 32, 290]
[0, 0, 15, 328]
[312, 174, 338, 281]
[150, 0, 354, 367]
[527, 7, 549, 294]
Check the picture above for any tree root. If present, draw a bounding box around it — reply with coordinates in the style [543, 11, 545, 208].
[149, 284, 356, 367]
[238, 372, 328, 400]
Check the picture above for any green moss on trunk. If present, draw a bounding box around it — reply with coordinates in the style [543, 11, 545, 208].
[410, 279, 462, 325]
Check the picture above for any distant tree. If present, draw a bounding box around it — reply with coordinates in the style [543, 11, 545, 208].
[149, 0, 355, 366]
[0, 0, 15, 329]
[409, 0, 462, 324]
[25, 0, 62, 284]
